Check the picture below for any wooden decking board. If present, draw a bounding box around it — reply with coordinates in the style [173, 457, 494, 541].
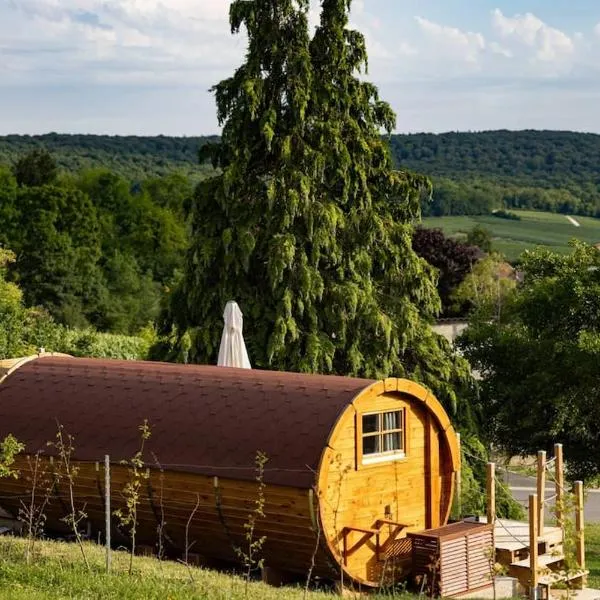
[476, 517, 562, 552]
[510, 553, 564, 569]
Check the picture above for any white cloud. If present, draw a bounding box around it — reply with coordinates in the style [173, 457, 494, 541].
[2, 1, 600, 136]
[489, 42, 513, 58]
[415, 16, 485, 64]
[0, 0, 241, 85]
[492, 9, 574, 63]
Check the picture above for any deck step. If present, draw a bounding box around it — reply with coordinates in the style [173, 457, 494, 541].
[508, 553, 565, 582]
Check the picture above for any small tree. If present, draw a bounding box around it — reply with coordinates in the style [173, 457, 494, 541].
[12, 148, 57, 188]
[452, 253, 517, 318]
[19, 452, 53, 564]
[50, 424, 90, 571]
[466, 225, 493, 253]
[115, 420, 151, 575]
[234, 450, 268, 596]
[412, 227, 481, 316]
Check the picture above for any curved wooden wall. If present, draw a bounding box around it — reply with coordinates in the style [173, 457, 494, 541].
[316, 378, 459, 586]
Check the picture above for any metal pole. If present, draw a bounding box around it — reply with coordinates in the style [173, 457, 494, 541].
[537, 451, 546, 536]
[104, 454, 111, 573]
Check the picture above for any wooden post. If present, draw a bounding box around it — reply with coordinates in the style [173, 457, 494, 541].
[529, 494, 539, 599]
[555, 444, 564, 528]
[487, 462, 496, 525]
[537, 451, 546, 536]
[104, 454, 111, 573]
[456, 433, 462, 519]
[575, 481, 585, 570]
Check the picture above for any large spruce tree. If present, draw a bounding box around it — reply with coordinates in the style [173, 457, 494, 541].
[160, 0, 472, 414]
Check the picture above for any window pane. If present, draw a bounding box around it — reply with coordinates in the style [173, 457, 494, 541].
[383, 411, 401, 431]
[362, 414, 379, 434]
[363, 435, 380, 455]
[383, 432, 402, 452]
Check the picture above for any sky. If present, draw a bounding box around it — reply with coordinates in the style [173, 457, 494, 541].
[1, 0, 600, 136]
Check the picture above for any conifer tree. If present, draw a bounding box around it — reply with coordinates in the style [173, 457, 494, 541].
[161, 0, 472, 414]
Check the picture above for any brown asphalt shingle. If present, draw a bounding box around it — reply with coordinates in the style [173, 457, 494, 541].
[0, 357, 373, 488]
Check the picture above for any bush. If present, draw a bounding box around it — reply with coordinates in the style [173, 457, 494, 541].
[492, 209, 521, 221]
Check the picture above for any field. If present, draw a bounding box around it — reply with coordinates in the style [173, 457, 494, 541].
[422, 210, 600, 261]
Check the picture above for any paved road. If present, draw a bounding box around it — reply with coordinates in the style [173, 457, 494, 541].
[502, 472, 600, 522]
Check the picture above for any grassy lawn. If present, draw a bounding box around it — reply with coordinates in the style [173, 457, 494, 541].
[586, 523, 600, 588]
[0, 537, 416, 600]
[421, 211, 600, 261]
[1, 526, 599, 598]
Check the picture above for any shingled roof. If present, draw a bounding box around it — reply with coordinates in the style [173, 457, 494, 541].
[0, 356, 374, 488]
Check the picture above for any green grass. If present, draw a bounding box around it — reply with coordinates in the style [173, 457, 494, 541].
[586, 523, 600, 588]
[2, 526, 599, 598]
[422, 211, 600, 261]
[0, 537, 414, 600]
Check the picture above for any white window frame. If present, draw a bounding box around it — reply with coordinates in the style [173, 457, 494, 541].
[360, 409, 406, 465]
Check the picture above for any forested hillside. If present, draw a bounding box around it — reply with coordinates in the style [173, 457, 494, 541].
[2, 130, 600, 216]
[0, 134, 217, 181]
[390, 130, 600, 217]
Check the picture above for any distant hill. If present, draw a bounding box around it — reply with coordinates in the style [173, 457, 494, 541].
[389, 130, 600, 188]
[2, 130, 600, 215]
[0, 133, 218, 181]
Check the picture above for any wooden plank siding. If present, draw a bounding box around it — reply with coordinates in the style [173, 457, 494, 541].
[1, 457, 336, 580]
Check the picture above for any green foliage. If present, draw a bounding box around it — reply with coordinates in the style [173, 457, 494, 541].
[160, 0, 472, 416]
[0, 150, 189, 335]
[0, 246, 151, 360]
[393, 130, 600, 218]
[458, 241, 600, 481]
[12, 183, 103, 328]
[12, 148, 57, 188]
[466, 225, 493, 253]
[4, 130, 600, 218]
[0, 434, 25, 480]
[457, 435, 524, 520]
[492, 209, 521, 221]
[0, 134, 216, 182]
[412, 227, 481, 316]
[452, 253, 517, 318]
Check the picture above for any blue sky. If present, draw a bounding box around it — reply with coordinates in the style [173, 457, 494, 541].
[1, 0, 600, 135]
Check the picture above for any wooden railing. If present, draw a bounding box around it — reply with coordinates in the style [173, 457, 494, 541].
[341, 520, 411, 565]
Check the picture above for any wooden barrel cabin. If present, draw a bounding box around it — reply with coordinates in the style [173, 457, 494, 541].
[0, 355, 459, 586]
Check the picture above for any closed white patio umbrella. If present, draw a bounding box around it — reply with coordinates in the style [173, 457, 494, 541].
[217, 300, 251, 369]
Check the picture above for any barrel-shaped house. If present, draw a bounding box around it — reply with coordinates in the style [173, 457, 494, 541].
[0, 355, 459, 586]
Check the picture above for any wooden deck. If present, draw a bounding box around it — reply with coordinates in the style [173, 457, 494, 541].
[478, 517, 562, 555]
